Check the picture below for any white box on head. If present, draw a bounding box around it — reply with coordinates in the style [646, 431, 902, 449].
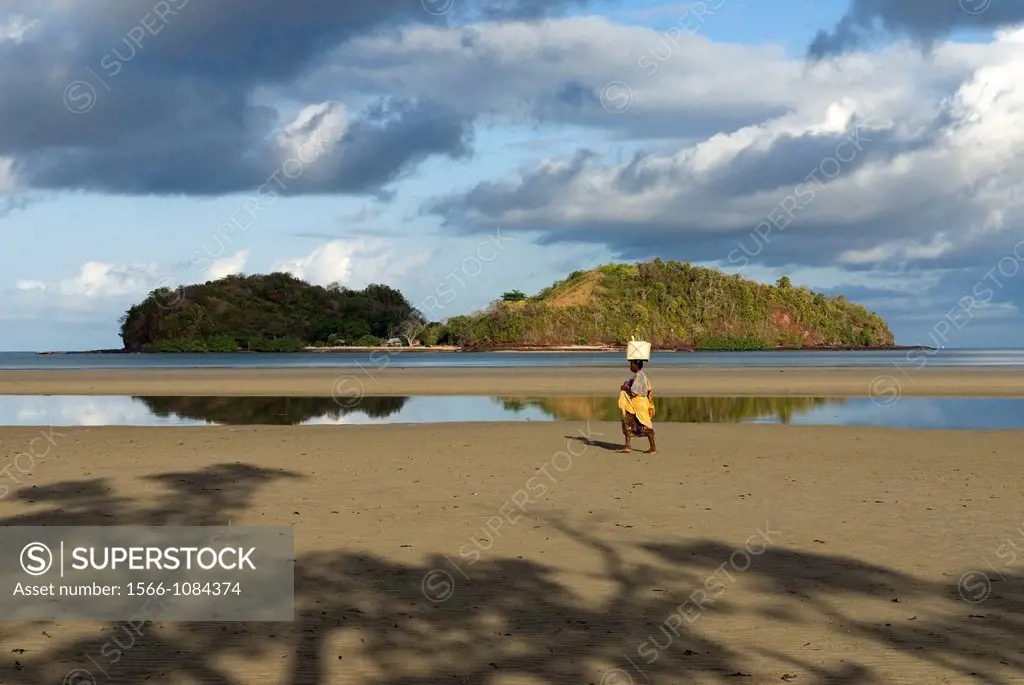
[627, 340, 651, 361]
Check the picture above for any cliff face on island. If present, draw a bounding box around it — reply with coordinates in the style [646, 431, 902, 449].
[443, 260, 894, 350]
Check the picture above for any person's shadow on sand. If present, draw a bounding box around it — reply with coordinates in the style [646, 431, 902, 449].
[566, 435, 622, 452]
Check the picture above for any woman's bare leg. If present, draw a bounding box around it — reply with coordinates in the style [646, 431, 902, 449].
[646, 429, 657, 454]
[620, 419, 632, 452]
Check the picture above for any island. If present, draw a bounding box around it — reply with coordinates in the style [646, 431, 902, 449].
[446, 260, 895, 351]
[109, 260, 900, 353]
[118, 273, 433, 353]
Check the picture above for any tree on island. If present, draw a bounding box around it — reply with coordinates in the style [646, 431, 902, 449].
[502, 289, 527, 302]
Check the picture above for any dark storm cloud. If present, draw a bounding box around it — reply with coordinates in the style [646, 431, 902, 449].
[0, 0, 581, 196]
[477, 0, 588, 19]
[511, 213, 910, 269]
[918, 231, 1024, 310]
[429, 119, 917, 262]
[535, 80, 791, 141]
[700, 118, 898, 198]
[431, 149, 600, 219]
[425, 104, 1014, 281]
[14, 97, 472, 197]
[808, 0, 1024, 58]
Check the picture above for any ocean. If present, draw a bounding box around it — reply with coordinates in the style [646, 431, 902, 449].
[1, 348, 1023, 370]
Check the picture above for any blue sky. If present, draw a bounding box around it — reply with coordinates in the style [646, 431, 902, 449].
[2, 0, 1024, 350]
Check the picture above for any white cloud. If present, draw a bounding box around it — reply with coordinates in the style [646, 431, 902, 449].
[2, 261, 159, 322]
[839, 234, 953, 265]
[291, 17, 1022, 276]
[273, 239, 434, 288]
[0, 16, 37, 44]
[16, 279, 46, 291]
[0, 157, 16, 193]
[274, 101, 347, 164]
[419, 24, 1024, 280]
[0, 260, 163, 344]
[273, 240, 362, 285]
[204, 250, 249, 280]
[56, 261, 158, 298]
[309, 16, 967, 139]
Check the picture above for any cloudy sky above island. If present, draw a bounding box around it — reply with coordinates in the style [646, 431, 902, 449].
[2, 0, 1024, 350]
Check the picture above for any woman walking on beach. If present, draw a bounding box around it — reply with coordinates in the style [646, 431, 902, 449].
[619, 359, 657, 454]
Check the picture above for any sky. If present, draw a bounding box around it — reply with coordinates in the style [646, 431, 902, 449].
[2, 0, 1024, 351]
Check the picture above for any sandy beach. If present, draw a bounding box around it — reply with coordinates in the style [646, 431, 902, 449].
[2, 365, 1024, 397]
[0, 421, 1021, 684]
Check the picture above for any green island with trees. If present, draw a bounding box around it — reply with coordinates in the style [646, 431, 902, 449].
[118, 260, 896, 353]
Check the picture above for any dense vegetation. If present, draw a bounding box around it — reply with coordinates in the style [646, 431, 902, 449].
[119, 273, 422, 352]
[444, 260, 894, 349]
[120, 261, 894, 352]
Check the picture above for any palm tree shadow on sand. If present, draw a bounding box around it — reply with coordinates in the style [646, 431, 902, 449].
[0, 463, 1020, 684]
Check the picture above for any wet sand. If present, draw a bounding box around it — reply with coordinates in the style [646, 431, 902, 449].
[1, 365, 1023, 396]
[0, 422, 1021, 683]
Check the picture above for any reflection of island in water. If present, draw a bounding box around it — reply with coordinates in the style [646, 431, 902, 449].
[133, 396, 409, 425]
[130, 395, 842, 426]
[497, 396, 844, 424]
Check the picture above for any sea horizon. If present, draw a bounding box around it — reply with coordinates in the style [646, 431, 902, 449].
[3, 348, 1024, 370]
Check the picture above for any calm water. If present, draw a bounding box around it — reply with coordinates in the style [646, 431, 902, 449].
[3, 349, 1024, 370]
[3, 395, 1024, 430]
